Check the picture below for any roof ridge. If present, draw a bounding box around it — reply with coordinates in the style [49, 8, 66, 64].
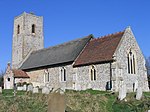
[32, 34, 92, 54]
[101, 30, 125, 38]
[91, 30, 125, 41]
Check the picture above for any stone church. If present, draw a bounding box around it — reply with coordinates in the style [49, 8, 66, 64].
[4, 12, 149, 92]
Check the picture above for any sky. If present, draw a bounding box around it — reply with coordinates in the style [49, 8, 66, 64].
[0, 0, 150, 71]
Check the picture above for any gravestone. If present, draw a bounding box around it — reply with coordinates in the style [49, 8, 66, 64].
[42, 86, 50, 94]
[54, 88, 65, 94]
[33, 87, 39, 93]
[23, 85, 27, 91]
[82, 84, 86, 90]
[118, 84, 127, 100]
[87, 83, 92, 89]
[17, 86, 23, 91]
[27, 85, 33, 92]
[0, 87, 2, 93]
[76, 84, 81, 91]
[48, 91, 66, 112]
[133, 80, 138, 92]
[60, 87, 65, 93]
[136, 87, 143, 100]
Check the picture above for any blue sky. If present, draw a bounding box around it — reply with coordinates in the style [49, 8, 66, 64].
[0, 1, 150, 71]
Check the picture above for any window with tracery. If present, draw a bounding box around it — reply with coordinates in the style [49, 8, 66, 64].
[127, 50, 136, 74]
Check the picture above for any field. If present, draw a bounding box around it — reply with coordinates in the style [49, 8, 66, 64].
[0, 89, 150, 112]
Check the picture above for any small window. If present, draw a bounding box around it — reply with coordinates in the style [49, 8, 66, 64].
[32, 24, 35, 33]
[127, 50, 136, 74]
[90, 65, 96, 81]
[60, 67, 66, 82]
[44, 69, 50, 82]
[7, 78, 10, 81]
[17, 25, 20, 34]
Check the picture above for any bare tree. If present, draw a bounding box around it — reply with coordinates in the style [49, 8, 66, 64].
[146, 56, 150, 89]
[0, 70, 5, 88]
[146, 56, 150, 75]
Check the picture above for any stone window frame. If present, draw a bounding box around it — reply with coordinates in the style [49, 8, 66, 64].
[17, 25, 20, 34]
[89, 65, 97, 81]
[44, 69, 50, 83]
[60, 67, 66, 82]
[127, 49, 137, 74]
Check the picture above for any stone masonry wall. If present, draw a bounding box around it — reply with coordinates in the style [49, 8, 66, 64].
[113, 27, 149, 92]
[76, 63, 110, 90]
[27, 64, 75, 89]
[15, 78, 30, 84]
[4, 69, 14, 89]
[12, 12, 44, 69]
[27, 63, 110, 91]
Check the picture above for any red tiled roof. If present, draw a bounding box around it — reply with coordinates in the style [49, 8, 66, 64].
[74, 31, 125, 67]
[12, 69, 29, 78]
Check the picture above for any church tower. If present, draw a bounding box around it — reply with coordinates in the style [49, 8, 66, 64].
[12, 12, 44, 69]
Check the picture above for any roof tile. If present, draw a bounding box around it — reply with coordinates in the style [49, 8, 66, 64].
[12, 69, 29, 78]
[74, 31, 125, 67]
[20, 35, 92, 70]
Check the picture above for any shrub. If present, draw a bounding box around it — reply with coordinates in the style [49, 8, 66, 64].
[16, 82, 22, 87]
[22, 82, 27, 85]
[27, 83, 33, 86]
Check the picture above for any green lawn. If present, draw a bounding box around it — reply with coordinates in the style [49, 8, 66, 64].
[0, 89, 150, 112]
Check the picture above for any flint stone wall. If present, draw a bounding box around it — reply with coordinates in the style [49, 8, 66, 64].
[113, 27, 149, 92]
[12, 12, 44, 69]
[27, 63, 110, 91]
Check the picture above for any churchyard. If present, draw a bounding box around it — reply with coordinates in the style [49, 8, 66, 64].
[0, 87, 150, 112]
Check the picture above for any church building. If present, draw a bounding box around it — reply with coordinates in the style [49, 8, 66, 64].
[4, 12, 149, 92]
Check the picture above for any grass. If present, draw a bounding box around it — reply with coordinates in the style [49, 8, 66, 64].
[65, 90, 117, 112]
[2, 89, 25, 96]
[0, 89, 150, 112]
[0, 90, 48, 112]
[79, 89, 111, 95]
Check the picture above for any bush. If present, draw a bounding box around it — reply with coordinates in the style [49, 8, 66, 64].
[26, 83, 33, 86]
[16, 82, 22, 87]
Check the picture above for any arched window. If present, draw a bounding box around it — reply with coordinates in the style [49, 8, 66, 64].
[32, 24, 35, 33]
[127, 50, 136, 74]
[60, 67, 66, 82]
[44, 69, 50, 82]
[90, 65, 96, 81]
[17, 25, 20, 34]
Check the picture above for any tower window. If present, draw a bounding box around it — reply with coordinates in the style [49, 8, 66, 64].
[127, 50, 136, 74]
[7, 78, 10, 81]
[32, 24, 35, 33]
[17, 25, 20, 34]
[60, 67, 66, 82]
[90, 65, 96, 81]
